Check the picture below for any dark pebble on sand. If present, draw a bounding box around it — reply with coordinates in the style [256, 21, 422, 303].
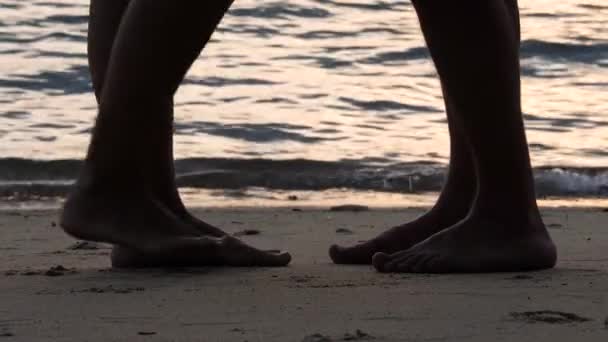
[138, 332, 156, 336]
[336, 228, 353, 234]
[45, 270, 63, 277]
[51, 221, 57, 227]
[234, 229, 261, 236]
[330, 205, 369, 212]
[292, 208, 303, 212]
[45, 265, 70, 277]
[510, 274, 533, 280]
[288, 195, 299, 201]
[0, 332, 14, 337]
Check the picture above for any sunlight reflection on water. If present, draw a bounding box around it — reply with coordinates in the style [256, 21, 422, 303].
[0, 0, 606, 169]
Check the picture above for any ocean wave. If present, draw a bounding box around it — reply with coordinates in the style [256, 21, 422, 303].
[520, 39, 608, 64]
[2, 158, 608, 199]
[359, 39, 608, 66]
[230, 3, 332, 19]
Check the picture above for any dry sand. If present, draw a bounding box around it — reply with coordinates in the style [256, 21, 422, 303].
[0, 206, 607, 341]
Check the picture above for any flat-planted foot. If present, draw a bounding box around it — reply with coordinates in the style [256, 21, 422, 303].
[372, 214, 556, 273]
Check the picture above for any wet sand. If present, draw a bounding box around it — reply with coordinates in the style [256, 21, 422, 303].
[1, 206, 607, 341]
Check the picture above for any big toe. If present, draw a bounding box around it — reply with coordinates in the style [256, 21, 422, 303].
[328, 244, 348, 264]
[329, 241, 376, 265]
[264, 250, 292, 267]
[372, 252, 391, 272]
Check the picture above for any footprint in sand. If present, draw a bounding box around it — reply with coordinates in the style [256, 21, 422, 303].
[302, 330, 374, 341]
[68, 241, 101, 250]
[233, 229, 261, 237]
[330, 205, 370, 212]
[72, 285, 145, 294]
[510, 310, 592, 324]
[0, 331, 14, 338]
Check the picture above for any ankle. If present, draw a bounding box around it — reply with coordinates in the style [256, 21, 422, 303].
[431, 189, 474, 223]
[469, 197, 544, 230]
[72, 164, 144, 198]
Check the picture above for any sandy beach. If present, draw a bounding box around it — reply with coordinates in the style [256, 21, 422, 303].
[1, 206, 607, 341]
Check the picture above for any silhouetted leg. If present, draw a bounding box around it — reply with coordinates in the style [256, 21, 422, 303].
[87, 0, 129, 101]
[61, 0, 290, 268]
[86, 0, 226, 238]
[373, 0, 556, 273]
[329, 86, 476, 264]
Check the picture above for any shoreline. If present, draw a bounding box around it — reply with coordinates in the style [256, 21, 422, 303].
[1, 206, 607, 341]
[3, 189, 608, 211]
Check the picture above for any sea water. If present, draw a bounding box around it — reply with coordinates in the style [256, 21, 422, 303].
[0, 0, 607, 204]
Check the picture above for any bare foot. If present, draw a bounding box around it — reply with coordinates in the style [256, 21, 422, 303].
[110, 189, 281, 268]
[60, 186, 290, 268]
[111, 235, 290, 268]
[329, 202, 470, 265]
[372, 213, 557, 273]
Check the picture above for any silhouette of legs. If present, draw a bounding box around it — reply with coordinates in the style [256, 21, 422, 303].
[332, 0, 556, 272]
[370, 0, 556, 273]
[329, 87, 476, 264]
[61, 0, 290, 268]
[87, 0, 226, 238]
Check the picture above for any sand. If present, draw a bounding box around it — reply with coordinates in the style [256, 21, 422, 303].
[1, 206, 607, 341]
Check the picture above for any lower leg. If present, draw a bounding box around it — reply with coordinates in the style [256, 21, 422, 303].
[87, 0, 130, 102]
[420, 0, 536, 221]
[329, 90, 476, 264]
[62, 0, 289, 267]
[86, 0, 225, 237]
[373, 0, 556, 273]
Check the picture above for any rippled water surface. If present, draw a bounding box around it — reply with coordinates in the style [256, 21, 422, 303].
[0, 0, 607, 196]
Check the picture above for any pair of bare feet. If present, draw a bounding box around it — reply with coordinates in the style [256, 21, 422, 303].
[60, 175, 556, 273]
[60, 181, 292, 268]
[330, 199, 557, 273]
